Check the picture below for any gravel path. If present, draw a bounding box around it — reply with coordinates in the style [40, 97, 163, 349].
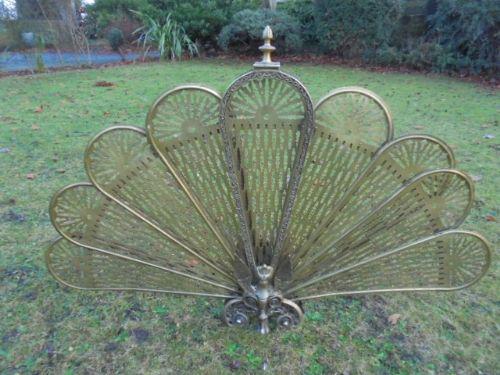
[0, 51, 159, 72]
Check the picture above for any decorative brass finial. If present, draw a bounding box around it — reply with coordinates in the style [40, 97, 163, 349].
[254, 25, 280, 69]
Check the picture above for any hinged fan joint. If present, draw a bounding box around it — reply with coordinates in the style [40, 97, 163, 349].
[46, 27, 491, 334]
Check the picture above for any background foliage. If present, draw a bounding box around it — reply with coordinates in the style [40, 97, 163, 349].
[106, 27, 124, 51]
[423, 0, 499, 73]
[131, 10, 198, 60]
[82, 0, 498, 75]
[218, 8, 303, 54]
[313, 0, 401, 58]
[86, 0, 259, 47]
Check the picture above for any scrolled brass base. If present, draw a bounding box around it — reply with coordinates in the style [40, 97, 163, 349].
[223, 263, 304, 334]
[224, 296, 303, 334]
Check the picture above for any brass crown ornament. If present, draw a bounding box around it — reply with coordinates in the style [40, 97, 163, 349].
[47, 27, 491, 334]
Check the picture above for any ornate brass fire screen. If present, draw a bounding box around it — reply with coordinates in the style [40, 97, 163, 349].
[47, 27, 491, 334]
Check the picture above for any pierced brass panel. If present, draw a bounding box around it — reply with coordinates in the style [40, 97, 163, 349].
[290, 135, 457, 266]
[50, 182, 235, 289]
[82, 126, 235, 281]
[47, 238, 234, 297]
[288, 231, 490, 300]
[292, 169, 473, 282]
[219, 69, 315, 271]
[147, 88, 241, 255]
[46, 27, 491, 334]
[315, 87, 394, 146]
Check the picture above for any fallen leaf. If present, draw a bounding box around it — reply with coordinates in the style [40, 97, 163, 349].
[95, 81, 115, 87]
[388, 313, 401, 325]
[103, 111, 110, 116]
[31, 124, 40, 131]
[187, 258, 200, 267]
[56, 169, 66, 174]
[485, 215, 496, 222]
[26, 173, 36, 180]
[312, 179, 326, 187]
[34, 106, 43, 113]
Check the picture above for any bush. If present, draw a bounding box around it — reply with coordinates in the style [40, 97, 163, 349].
[106, 27, 124, 51]
[218, 9, 303, 54]
[34, 35, 46, 73]
[313, 0, 401, 58]
[370, 45, 403, 66]
[161, 0, 260, 47]
[281, 0, 317, 48]
[424, 0, 499, 74]
[87, 0, 149, 29]
[89, 0, 260, 48]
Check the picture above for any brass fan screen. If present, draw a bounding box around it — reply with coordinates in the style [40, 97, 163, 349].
[46, 27, 491, 334]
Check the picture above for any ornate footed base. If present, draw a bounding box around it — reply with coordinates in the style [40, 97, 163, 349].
[224, 297, 303, 334]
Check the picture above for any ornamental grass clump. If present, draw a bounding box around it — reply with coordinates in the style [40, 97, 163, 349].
[132, 10, 198, 61]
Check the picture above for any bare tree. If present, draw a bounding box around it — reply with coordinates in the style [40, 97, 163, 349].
[262, 0, 278, 11]
[17, 0, 90, 63]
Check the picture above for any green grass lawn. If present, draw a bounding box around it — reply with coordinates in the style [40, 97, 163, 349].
[1, 61, 498, 374]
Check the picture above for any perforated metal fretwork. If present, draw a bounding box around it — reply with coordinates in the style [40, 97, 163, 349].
[46, 27, 491, 334]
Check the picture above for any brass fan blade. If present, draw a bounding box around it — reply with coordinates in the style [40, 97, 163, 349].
[293, 169, 473, 281]
[220, 70, 315, 269]
[288, 91, 400, 261]
[46, 238, 235, 297]
[147, 85, 221, 140]
[83, 126, 236, 280]
[50, 183, 236, 289]
[287, 231, 491, 299]
[315, 87, 394, 147]
[146, 87, 240, 261]
[292, 135, 456, 264]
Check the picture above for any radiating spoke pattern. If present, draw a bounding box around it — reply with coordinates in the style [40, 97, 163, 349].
[289, 135, 456, 266]
[288, 231, 490, 299]
[228, 76, 305, 125]
[50, 183, 235, 288]
[147, 89, 241, 254]
[84, 127, 235, 277]
[221, 71, 314, 266]
[315, 88, 393, 147]
[285, 90, 393, 263]
[47, 238, 234, 297]
[147, 86, 220, 140]
[293, 170, 473, 282]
